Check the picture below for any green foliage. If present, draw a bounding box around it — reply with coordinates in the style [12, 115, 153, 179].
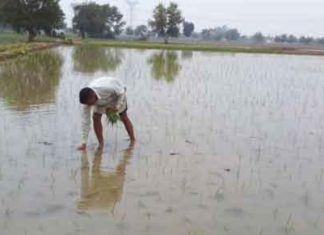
[166, 3, 183, 38]
[149, 2, 183, 42]
[183, 21, 195, 37]
[147, 51, 181, 82]
[149, 3, 167, 37]
[0, 0, 65, 41]
[72, 2, 125, 39]
[0, 33, 26, 44]
[0, 50, 63, 110]
[72, 45, 123, 73]
[106, 112, 120, 126]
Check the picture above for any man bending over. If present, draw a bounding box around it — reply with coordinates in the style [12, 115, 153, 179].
[77, 77, 135, 151]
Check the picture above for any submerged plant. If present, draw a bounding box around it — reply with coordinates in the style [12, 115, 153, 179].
[0, 50, 63, 110]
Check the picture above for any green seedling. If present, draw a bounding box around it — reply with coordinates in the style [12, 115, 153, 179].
[106, 111, 120, 126]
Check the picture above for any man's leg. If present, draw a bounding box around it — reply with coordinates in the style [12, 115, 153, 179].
[119, 111, 135, 144]
[93, 112, 104, 149]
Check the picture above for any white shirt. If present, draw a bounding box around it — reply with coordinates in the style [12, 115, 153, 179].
[81, 77, 126, 144]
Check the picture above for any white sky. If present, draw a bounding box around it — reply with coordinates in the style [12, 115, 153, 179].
[61, 0, 324, 37]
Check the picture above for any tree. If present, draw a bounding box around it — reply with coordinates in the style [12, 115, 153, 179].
[149, 4, 167, 38]
[317, 38, 324, 45]
[134, 25, 148, 40]
[73, 2, 125, 39]
[149, 2, 183, 43]
[0, 0, 65, 41]
[200, 26, 237, 41]
[299, 36, 314, 44]
[201, 29, 211, 40]
[287, 34, 298, 43]
[275, 34, 300, 44]
[251, 32, 265, 43]
[212, 26, 227, 41]
[135, 25, 148, 36]
[225, 28, 240, 41]
[183, 21, 194, 37]
[166, 3, 183, 38]
[274, 34, 288, 43]
[125, 26, 134, 35]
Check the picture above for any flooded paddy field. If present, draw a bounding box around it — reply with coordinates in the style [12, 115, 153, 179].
[1, 46, 324, 235]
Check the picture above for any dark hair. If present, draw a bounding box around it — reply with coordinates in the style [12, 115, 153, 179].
[79, 87, 94, 104]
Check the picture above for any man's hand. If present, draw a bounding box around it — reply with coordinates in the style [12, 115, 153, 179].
[77, 143, 87, 151]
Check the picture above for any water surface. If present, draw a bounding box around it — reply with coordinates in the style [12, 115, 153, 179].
[1, 46, 324, 235]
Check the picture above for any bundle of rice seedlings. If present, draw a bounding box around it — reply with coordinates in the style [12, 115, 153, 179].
[106, 111, 120, 126]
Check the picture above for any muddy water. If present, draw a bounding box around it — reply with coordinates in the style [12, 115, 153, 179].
[1, 46, 324, 235]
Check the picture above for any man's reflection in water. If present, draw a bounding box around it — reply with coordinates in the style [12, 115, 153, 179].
[78, 145, 134, 210]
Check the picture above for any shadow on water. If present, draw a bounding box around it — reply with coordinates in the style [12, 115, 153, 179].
[0, 50, 63, 110]
[147, 51, 181, 82]
[73, 46, 124, 74]
[77, 145, 134, 210]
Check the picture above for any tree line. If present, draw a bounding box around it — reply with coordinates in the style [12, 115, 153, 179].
[0, 0, 323, 45]
[200, 26, 324, 45]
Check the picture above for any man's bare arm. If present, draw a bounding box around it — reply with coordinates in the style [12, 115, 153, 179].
[93, 112, 104, 149]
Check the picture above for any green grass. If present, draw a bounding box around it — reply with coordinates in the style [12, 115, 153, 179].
[0, 32, 62, 44]
[0, 32, 26, 44]
[0, 32, 74, 61]
[1, 32, 323, 58]
[0, 43, 32, 59]
[82, 39, 296, 55]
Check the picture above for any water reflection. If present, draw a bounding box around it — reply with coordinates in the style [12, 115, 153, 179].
[73, 46, 123, 73]
[78, 146, 134, 210]
[181, 50, 193, 60]
[147, 51, 181, 82]
[0, 50, 62, 110]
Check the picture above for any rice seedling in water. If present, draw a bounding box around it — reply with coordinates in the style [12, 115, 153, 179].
[0, 50, 63, 110]
[284, 214, 294, 234]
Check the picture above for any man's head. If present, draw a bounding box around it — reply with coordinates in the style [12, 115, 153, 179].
[79, 87, 97, 105]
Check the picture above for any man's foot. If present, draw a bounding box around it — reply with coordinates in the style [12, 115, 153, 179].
[95, 147, 103, 156]
[77, 144, 87, 151]
[130, 138, 136, 146]
[97, 142, 104, 151]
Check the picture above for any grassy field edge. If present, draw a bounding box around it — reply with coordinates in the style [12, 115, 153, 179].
[83, 39, 324, 56]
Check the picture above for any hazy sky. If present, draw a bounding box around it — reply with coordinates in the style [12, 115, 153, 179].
[60, 0, 324, 37]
